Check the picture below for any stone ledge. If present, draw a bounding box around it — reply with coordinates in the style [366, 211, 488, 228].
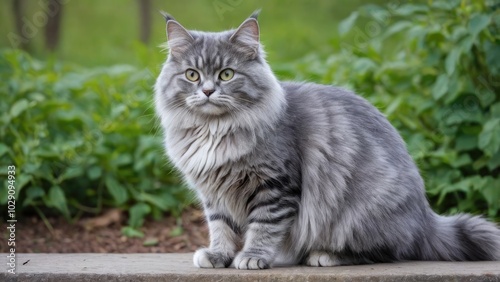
[2, 253, 500, 282]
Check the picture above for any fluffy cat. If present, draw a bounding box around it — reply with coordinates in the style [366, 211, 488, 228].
[154, 11, 500, 269]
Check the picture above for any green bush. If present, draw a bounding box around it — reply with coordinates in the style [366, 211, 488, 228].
[279, 0, 499, 219]
[0, 50, 191, 236]
[1, 0, 498, 234]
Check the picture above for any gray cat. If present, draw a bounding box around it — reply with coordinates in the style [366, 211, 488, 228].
[154, 11, 500, 269]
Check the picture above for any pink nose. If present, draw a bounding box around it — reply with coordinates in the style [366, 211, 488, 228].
[202, 89, 215, 97]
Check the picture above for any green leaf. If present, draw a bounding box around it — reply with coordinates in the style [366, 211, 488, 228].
[140, 193, 175, 211]
[458, 35, 475, 52]
[33, 147, 60, 159]
[484, 41, 500, 74]
[128, 202, 151, 228]
[105, 64, 136, 76]
[476, 89, 496, 109]
[455, 135, 477, 151]
[143, 237, 159, 246]
[394, 4, 429, 16]
[169, 226, 184, 237]
[338, 11, 359, 35]
[443, 73, 461, 105]
[450, 26, 467, 42]
[491, 102, 500, 117]
[469, 176, 488, 192]
[353, 58, 376, 74]
[441, 102, 483, 126]
[451, 154, 472, 168]
[49, 186, 70, 218]
[382, 21, 412, 39]
[473, 156, 490, 170]
[23, 186, 45, 207]
[15, 174, 32, 195]
[431, 0, 460, 10]
[27, 186, 45, 199]
[437, 180, 469, 205]
[121, 226, 144, 238]
[468, 14, 490, 36]
[488, 151, 500, 170]
[384, 96, 403, 117]
[10, 99, 29, 118]
[480, 178, 500, 217]
[0, 182, 8, 204]
[432, 74, 449, 100]
[87, 166, 102, 180]
[478, 118, 500, 156]
[397, 113, 418, 130]
[59, 166, 84, 181]
[445, 48, 461, 76]
[0, 143, 10, 157]
[112, 153, 132, 167]
[105, 175, 128, 205]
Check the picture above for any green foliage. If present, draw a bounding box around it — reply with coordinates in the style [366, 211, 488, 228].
[0, 50, 192, 233]
[284, 0, 500, 219]
[1, 0, 498, 235]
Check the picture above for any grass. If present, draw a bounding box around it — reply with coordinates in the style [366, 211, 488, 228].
[0, 0, 386, 69]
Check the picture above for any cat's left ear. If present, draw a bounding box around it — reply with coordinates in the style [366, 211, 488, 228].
[161, 12, 194, 58]
[230, 11, 261, 58]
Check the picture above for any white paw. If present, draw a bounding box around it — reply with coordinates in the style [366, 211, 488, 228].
[234, 252, 270, 269]
[193, 248, 231, 268]
[305, 251, 341, 267]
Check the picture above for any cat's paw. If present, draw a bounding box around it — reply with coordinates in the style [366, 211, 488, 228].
[234, 252, 270, 270]
[305, 251, 342, 267]
[193, 248, 233, 268]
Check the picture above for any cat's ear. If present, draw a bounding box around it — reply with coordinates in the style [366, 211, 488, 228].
[230, 12, 260, 58]
[161, 12, 194, 58]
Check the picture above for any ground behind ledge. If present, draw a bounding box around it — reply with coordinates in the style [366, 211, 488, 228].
[0, 207, 209, 253]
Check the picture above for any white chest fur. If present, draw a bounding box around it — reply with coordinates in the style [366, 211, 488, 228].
[165, 119, 257, 178]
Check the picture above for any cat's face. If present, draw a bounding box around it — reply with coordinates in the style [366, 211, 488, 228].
[156, 13, 280, 119]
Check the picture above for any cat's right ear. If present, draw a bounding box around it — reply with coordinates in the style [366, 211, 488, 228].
[230, 15, 260, 59]
[161, 12, 194, 58]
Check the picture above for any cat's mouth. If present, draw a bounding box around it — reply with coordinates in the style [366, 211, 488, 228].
[190, 98, 228, 116]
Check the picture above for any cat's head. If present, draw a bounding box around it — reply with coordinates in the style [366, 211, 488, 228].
[155, 11, 284, 130]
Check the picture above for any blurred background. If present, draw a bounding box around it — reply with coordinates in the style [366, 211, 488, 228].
[0, 0, 376, 66]
[0, 0, 499, 253]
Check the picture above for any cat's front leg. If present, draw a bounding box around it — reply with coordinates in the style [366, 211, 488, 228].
[234, 204, 297, 269]
[194, 211, 241, 268]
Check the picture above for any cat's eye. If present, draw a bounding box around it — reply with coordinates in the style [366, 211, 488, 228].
[219, 68, 234, 81]
[185, 69, 200, 82]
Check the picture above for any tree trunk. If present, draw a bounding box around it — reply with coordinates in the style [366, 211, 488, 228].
[138, 0, 152, 44]
[45, 0, 64, 51]
[12, 0, 30, 50]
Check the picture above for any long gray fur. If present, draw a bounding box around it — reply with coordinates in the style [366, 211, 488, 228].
[154, 12, 500, 269]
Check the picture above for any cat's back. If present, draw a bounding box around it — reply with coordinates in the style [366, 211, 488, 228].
[280, 81, 392, 136]
[280, 81, 382, 122]
[279, 81, 413, 171]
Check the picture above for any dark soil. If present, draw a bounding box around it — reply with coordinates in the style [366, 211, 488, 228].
[1, 207, 209, 253]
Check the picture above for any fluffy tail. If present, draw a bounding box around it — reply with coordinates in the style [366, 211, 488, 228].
[420, 213, 500, 261]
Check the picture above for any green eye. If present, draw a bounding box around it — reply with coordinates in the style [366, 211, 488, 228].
[185, 69, 200, 82]
[219, 68, 234, 81]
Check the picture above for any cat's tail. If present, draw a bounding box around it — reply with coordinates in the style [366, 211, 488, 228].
[420, 213, 500, 261]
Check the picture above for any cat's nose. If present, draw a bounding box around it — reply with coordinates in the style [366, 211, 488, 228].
[202, 89, 215, 97]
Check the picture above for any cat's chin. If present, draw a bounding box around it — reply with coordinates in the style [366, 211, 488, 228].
[193, 102, 228, 116]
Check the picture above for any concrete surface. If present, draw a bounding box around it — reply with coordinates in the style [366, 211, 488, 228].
[2, 253, 500, 281]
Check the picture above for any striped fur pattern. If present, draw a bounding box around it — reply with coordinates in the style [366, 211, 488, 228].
[154, 12, 500, 269]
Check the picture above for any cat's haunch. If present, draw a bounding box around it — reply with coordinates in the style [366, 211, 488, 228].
[154, 11, 500, 269]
